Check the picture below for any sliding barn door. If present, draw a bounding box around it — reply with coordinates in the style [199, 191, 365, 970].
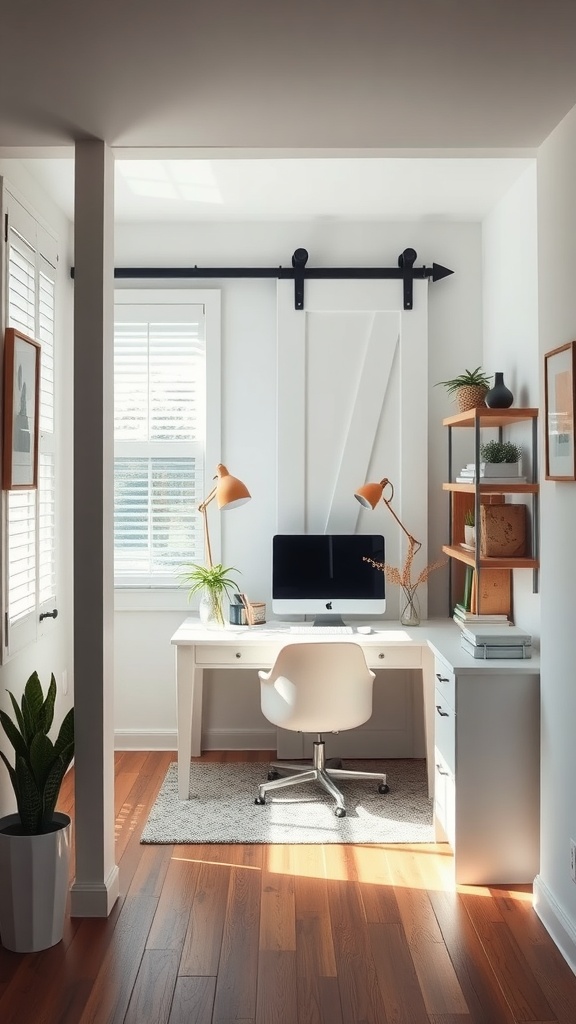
[277, 278, 429, 617]
[276, 278, 430, 759]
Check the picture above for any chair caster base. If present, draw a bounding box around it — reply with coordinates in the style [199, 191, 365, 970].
[378, 784, 390, 794]
[334, 807, 346, 818]
[255, 796, 266, 805]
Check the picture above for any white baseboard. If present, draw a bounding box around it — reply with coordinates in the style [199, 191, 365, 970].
[114, 727, 277, 751]
[70, 865, 120, 918]
[533, 874, 576, 974]
[202, 727, 277, 749]
[115, 729, 178, 750]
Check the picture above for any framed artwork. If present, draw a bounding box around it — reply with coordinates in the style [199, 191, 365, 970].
[544, 341, 576, 481]
[2, 327, 41, 489]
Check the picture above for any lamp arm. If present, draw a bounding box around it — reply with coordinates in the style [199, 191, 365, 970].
[200, 505, 214, 568]
[198, 485, 218, 568]
[379, 480, 421, 553]
[198, 485, 217, 514]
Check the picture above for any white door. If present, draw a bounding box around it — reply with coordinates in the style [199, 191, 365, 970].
[276, 277, 430, 759]
[277, 277, 429, 609]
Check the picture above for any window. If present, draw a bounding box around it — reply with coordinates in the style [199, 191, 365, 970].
[3, 193, 58, 658]
[114, 289, 220, 589]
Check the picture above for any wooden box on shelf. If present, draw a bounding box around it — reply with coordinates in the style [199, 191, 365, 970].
[480, 503, 527, 558]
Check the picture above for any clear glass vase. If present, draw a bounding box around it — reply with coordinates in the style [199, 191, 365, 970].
[199, 592, 225, 628]
[400, 586, 420, 627]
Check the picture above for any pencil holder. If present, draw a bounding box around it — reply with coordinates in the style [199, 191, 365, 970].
[248, 602, 266, 625]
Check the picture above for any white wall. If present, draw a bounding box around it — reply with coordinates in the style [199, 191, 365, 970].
[113, 220, 483, 746]
[532, 103, 576, 969]
[482, 162, 540, 638]
[0, 160, 74, 816]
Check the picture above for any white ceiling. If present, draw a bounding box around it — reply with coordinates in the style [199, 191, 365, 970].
[1, 1, 576, 151]
[20, 155, 533, 223]
[2, 1, 572, 223]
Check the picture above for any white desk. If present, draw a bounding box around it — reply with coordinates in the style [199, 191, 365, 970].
[171, 617, 541, 884]
[171, 618, 434, 799]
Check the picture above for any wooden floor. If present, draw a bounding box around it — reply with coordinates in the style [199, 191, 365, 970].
[1, 751, 576, 1024]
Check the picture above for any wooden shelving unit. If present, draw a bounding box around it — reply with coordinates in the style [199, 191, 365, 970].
[442, 407, 539, 614]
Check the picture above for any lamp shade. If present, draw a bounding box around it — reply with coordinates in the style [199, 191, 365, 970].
[215, 463, 251, 510]
[354, 481, 383, 510]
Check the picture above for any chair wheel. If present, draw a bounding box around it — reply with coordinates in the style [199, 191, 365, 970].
[378, 784, 390, 794]
[267, 770, 280, 781]
[255, 796, 266, 805]
[334, 806, 346, 818]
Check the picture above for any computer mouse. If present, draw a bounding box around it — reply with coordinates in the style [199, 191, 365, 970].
[356, 626, 373, 634]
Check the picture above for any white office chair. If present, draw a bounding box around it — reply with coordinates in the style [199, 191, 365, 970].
[255, 642, 389, 817]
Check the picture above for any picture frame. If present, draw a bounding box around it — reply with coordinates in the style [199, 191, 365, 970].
[2, 327, 41, 489]
[544, 341, 576, 481]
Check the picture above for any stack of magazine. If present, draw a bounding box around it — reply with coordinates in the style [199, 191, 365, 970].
[460, 623, 532, 659]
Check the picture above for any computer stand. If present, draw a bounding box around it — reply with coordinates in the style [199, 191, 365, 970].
[312, 614, 347, 627]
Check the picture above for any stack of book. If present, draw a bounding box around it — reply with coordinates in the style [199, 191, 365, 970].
[453, 603, 510, 628]
[456, 462, 526, 484]
[460, 623, 533, 659]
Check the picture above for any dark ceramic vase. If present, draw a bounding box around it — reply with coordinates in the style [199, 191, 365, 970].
[485, 372, 514, 409]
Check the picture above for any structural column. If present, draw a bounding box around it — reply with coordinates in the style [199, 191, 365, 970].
[70, 140, 119, 916]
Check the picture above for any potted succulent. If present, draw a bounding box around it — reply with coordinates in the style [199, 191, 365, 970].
[0, 671, 74, 952]
[463, 508, 475, 547]
[436, 366, 493, 412]
[179, 562, 241, 627]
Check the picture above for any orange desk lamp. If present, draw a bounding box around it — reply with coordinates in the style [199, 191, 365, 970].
[354, 477, 422, 555]
[198, 463, 251, 568]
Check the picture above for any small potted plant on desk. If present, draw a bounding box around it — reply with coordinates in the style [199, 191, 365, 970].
[0, 671, 74, 952]
[180, 562, 241, 627]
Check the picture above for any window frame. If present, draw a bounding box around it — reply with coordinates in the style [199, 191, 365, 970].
[113, 287, 221, 611]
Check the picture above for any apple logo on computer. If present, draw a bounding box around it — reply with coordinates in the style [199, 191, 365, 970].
[326, 602, 332, 610]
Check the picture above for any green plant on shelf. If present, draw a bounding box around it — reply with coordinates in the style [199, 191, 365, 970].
[464, 508, 475, 527]
[435, 366, 492, 395]
[480, 440, 522, 464]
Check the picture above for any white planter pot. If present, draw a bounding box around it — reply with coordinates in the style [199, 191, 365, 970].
[0, 811, 72, 952]
[464, 525, 476, 547]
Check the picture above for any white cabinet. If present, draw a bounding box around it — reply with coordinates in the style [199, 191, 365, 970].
[433, 664, 456, 849]
[432, 652, 540, 885]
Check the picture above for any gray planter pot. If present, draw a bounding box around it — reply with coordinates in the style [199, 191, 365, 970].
[0, 811, 72, 952]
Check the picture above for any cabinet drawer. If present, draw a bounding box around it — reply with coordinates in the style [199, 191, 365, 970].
[434, 754, 455, 848]
[434, 686, 455, 775]
[434, 659, 455, 709]
[194, 645, 277, 667]
[366, 646, 422, 670]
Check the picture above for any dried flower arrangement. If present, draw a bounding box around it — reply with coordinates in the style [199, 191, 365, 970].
[364, 538, 446, 625]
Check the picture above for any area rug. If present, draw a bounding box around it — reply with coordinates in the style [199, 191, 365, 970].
[140, 759, 433, 845]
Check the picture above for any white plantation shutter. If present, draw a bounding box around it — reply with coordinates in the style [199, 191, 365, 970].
[3, 197, 58, 657]
[7, 491, 36, 621]
[39, 454, 56, 604]
[114, 294, 207, 586]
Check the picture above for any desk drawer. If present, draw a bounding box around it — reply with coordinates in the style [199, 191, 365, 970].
[434, 658, 455, 709]
[434, 685, 455, 775]
[434, 752, 455, 848]
[366, 646, 422, 670]
[195, 645, 277, 667]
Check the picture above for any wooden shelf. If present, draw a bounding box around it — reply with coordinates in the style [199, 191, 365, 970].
[442, 544, 539, 570]
[443, 407, 538, 428]
[443, 482, 538, 494]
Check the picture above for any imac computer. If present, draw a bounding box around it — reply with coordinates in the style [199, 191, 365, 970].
[272, 534, 385, 625]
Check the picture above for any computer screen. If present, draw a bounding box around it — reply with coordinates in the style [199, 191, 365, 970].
[272, 534, 386, 623]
